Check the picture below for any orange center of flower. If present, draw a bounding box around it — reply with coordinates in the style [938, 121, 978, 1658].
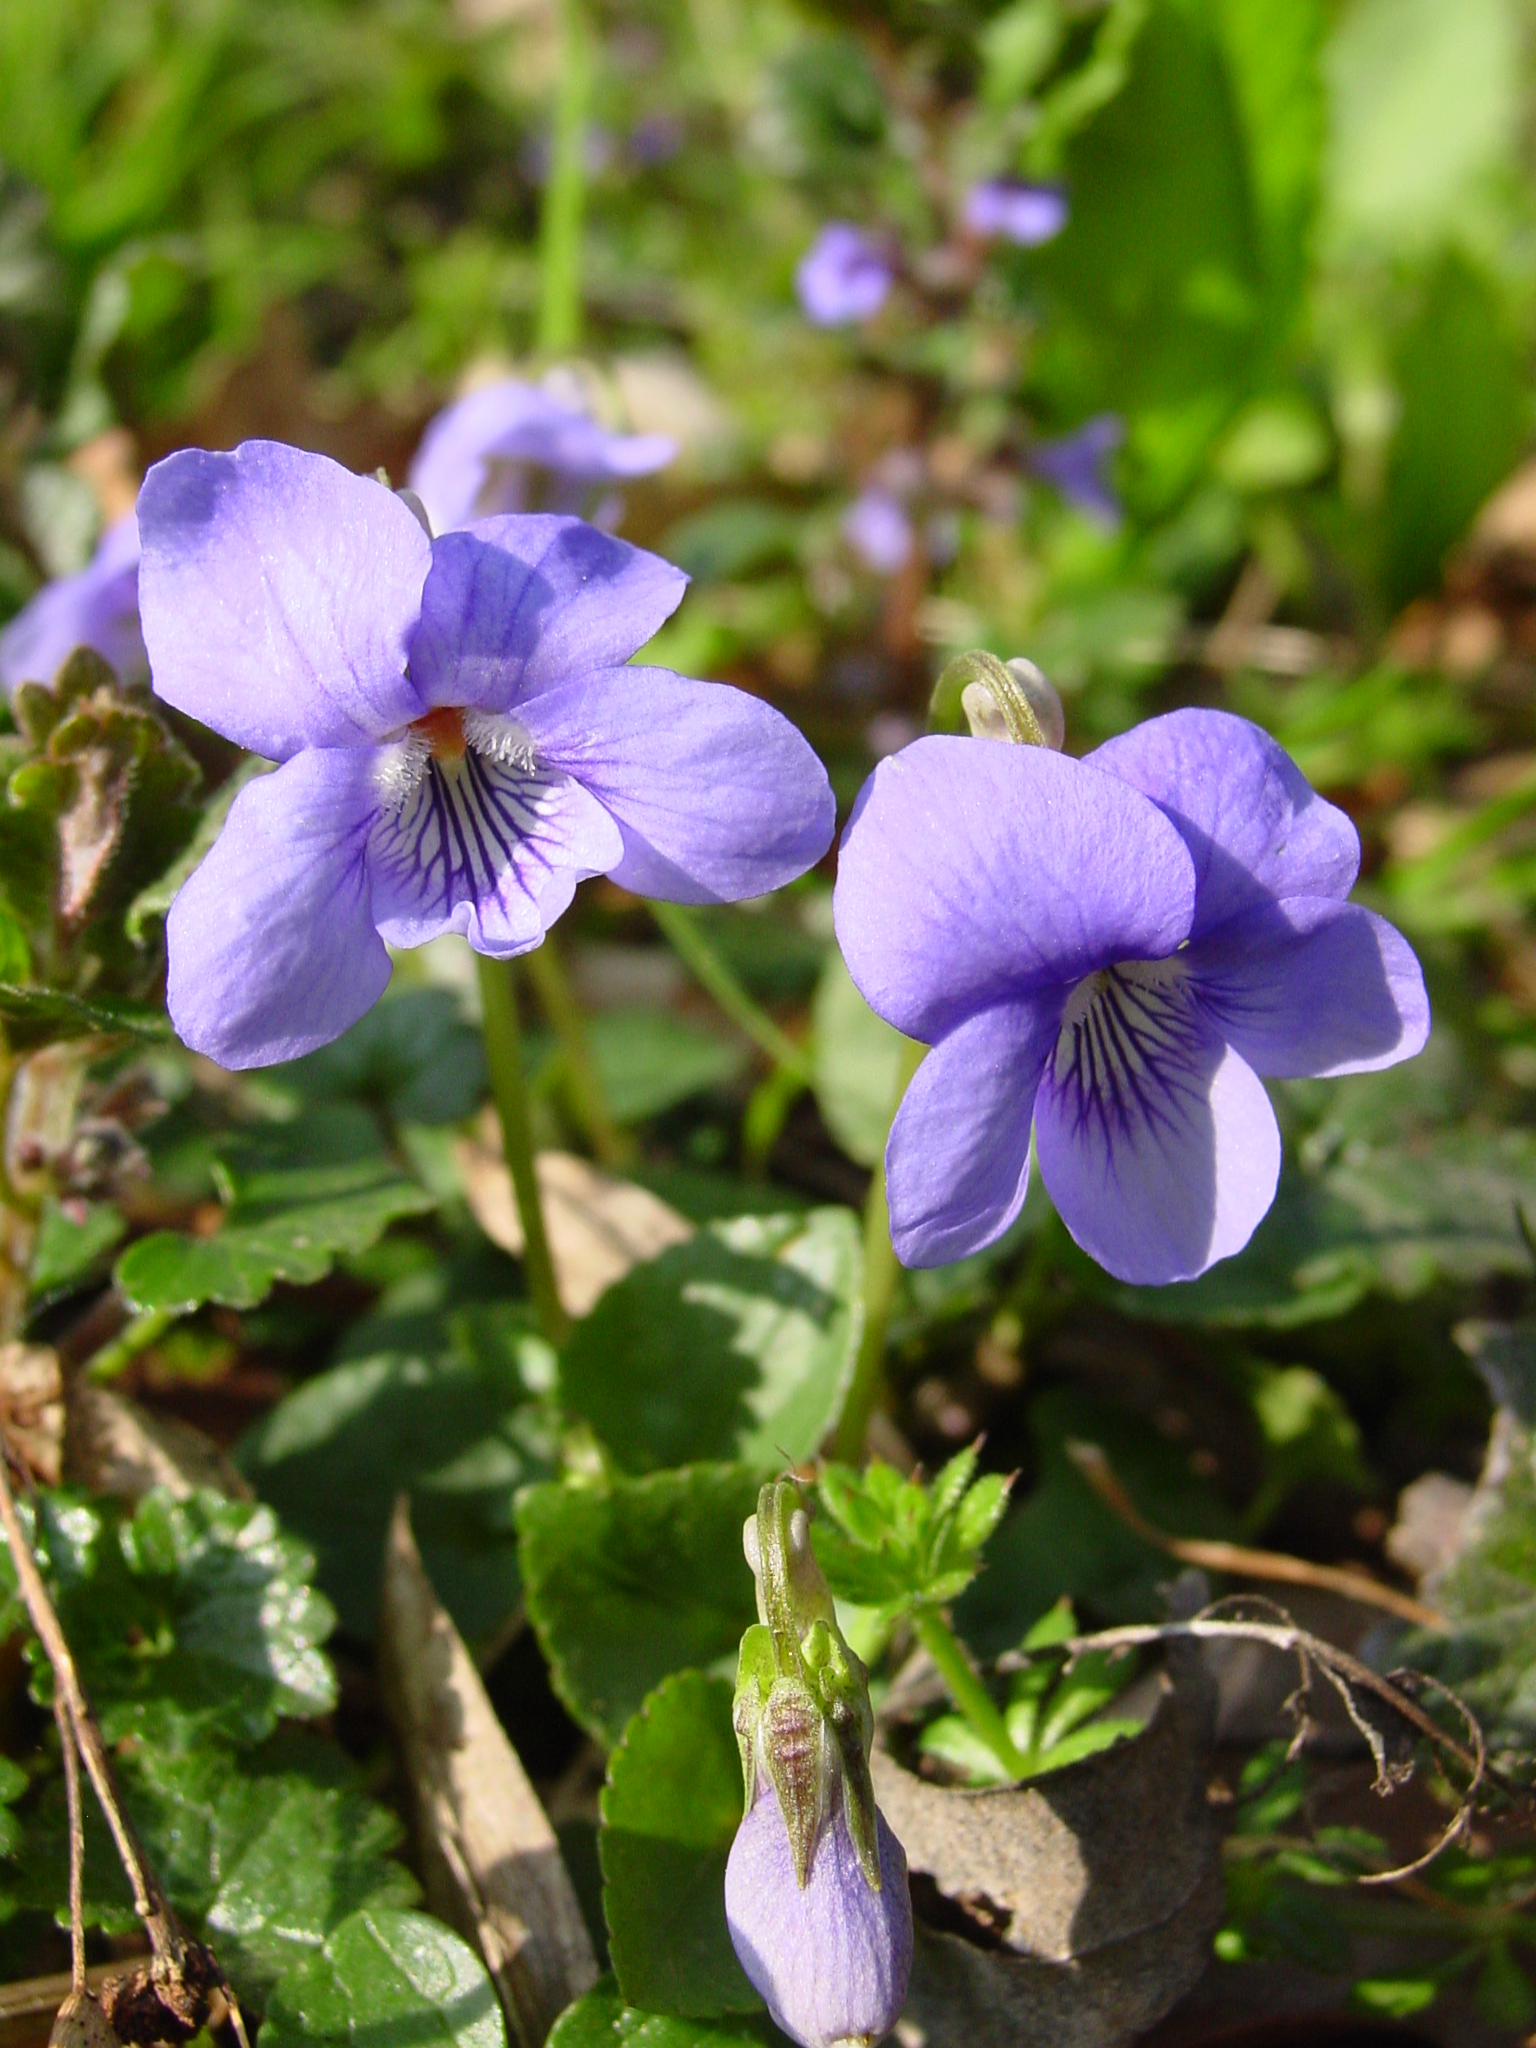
[413, 705, 467, 760]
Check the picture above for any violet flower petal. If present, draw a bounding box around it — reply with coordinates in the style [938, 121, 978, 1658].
[166, 749, 390, 1068]
[1033, 986, 1281, 1284]
[407, 517, 688, 713]
[1090, 708, 1361, 935]
[796, 224, 893, 327]
[962, 179, 1068, 245]
[0, 514, 144, 696]
[833, 736, 1196, 1042]
[886, 999, 1061, 1265]
[408, 380, 675, 534]
[368, 755, 622, 956]
[1192, 896, 1430, 1078]
[524, 664, 836, 903]
[725, 1788, 912, 2048]
[139, 444, 432, 761]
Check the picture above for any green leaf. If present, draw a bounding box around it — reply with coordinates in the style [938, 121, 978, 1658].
[810, 950, 912, 1169]
[116, 1103, 437, 1314]
[569, 1009, 749, 1126]
[559, 1209, 862, 1474]
[272, 989, 488, 1128]
[1409, 1322, 1536, 1748]
[601, 1672, 759, 2017]
[550, 1984, 782, 2048]
[1241, 1361, 1370, 1534]
[131, 1732, 419, 2003]
[1323, 0, 1520, 254]
[517, 1465, 760, 1746]
[0, 983, 172, 1040]
[811, 1447, 1013, 1622]
[4, 1488, 337, 1747]
[1211, 0, 1323, 318]
[1383, 252, 1525, 609]
[28, 1196, 125, 1297]
[262, 1909, 506, 2048]
[1033, 0, 1262, 434]
[1352, 1978, 1439, 2022]
[238, 1304, 553, 1641]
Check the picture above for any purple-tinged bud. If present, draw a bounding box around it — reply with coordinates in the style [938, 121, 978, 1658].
[726, 1781, 912, 2048]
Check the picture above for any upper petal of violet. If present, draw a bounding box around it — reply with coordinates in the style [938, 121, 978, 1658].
[406, 516, 688, 714]
[1089, 708, 1361, 937]
[726, 1786, 912, 2048]
[166, 748, 391, 1069]
[520, 663, 836, 903]
[139, 442, 433, 761]
[834, 736, 1197, 1044]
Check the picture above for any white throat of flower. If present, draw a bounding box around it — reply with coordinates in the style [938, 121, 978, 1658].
[376, 706, 539, 812]
[1054, 954, 1187, 1092]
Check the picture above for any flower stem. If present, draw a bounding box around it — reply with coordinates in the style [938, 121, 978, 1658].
[649, 901, 813, 1084]
[477, 953, 569, 1346]
[522, 938, 632, 1169]
[912, 1609, 1027, 1782]
[831, 1037, 925, 1462]
[537, 0, 590, 356]
[85, 1305, 178, 1382]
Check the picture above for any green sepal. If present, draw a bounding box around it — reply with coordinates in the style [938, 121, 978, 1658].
[731, 1480, 883, 1894]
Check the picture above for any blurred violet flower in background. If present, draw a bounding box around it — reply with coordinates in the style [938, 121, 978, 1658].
[834, 709, 1429, 1285]
[1029, 414, 1125, 527]
[0, 513, 144, 695]
[796, 224, 893, 326]
[629, 112, 684, 164]
[409, 379, 676, 534]
[726, 1783, 911, 2048]
[138, 440, 834, 1068]
[962, 179, 1068, 246]
[842, 489, 914, 575]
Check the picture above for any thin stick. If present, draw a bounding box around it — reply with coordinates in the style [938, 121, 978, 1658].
[477, 954, 569, 1347]
[1066, 1440, 1445, 1630]
[831, 1039, 925, 1462]
[649, 901, 813, 1083]
[522, 940, 631, 1169]
[53, 1701, 84, 1996]
[0, 1448, 175, 1951]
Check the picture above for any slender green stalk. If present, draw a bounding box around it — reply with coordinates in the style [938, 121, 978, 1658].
[477, 953, 569, 1346]
[650, 900, 813, 1083]
[831, 1037, 925, 1461]
[522, 938, 632, 1169]
[86, 1305, 177, 1382]
[913, 1609, 1028, 1782]
[537, 0, 591, 357]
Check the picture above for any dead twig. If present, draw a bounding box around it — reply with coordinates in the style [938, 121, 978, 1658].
[0, 1440, 252, 2048]
[1066, 1440, 1446, 1630]
[1000, 1602, 1507, 1884]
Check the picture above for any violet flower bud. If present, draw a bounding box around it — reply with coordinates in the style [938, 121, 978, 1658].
[726, 1481, 913, 2048]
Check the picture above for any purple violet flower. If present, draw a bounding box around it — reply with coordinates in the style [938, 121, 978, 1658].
[843, 489, 914, 576]
[1030, 415, 1124, 527]
[796, 225, 893, 327]
[0, 514, 145, 696]
[726, 1784, 912, 2048]
[408, 380, 676, 536]
[833, 709, 1430, 1285]
[962, 179, 1068, 246]
[138, 440, 834, 1069]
